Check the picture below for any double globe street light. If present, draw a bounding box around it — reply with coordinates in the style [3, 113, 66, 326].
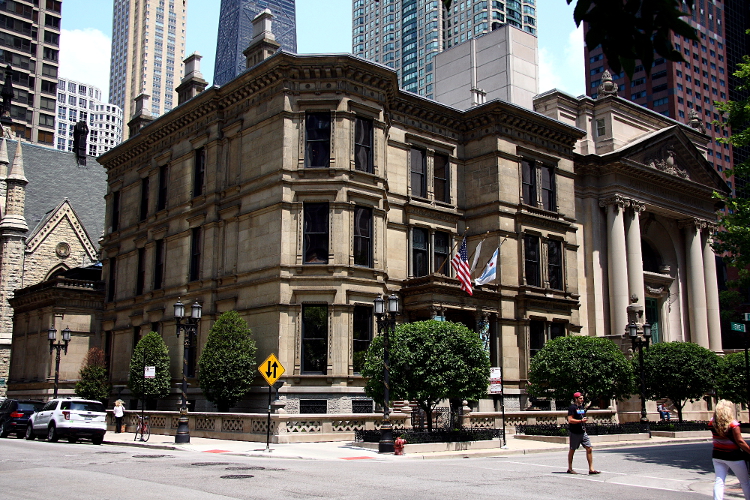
[373, 293, 399, 454]
[48, 326, 72, 398]
[629, 321, 652, 433]
[174, 298, 202, 444]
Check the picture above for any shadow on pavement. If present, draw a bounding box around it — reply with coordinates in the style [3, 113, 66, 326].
[600, 442, 713, 474]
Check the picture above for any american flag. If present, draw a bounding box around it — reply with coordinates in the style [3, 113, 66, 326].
[451, 237, 473, 296]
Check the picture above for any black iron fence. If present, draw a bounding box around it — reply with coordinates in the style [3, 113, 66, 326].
[516, 422, 644, 436]
[355, 428, 502, 443]
[649, 421, 709, 432]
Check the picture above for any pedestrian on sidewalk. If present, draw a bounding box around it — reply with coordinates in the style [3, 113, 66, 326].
[114, 399, 124, 433]
[566, 392, 600, 475]
[710, 399, 750, 500]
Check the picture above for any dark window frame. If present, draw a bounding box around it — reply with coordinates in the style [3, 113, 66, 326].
[540, 164, 556, 212]
[412, 227, 429, 277]
[136, 247, 145, 295]
[521, 160, 536, 206]
[410, 147, 427, 198]
[353, 206, 372, 267]
[193, 147, 205, 197]
[304, 202, 329, 264]
[153, 239, 165, 290]
[433, 153, 449, 203]
[433, 230, 450, 275]
[189, 227, 201, 281]
[352, 305, 372, 373]
[305, 112, 331, 168]
[302, 304, 328, 374]
[547, 239, 563, 290]
[139, 176, 149, 221]
[354, 116, 373, 173]
[157, 164, 168, 211]
[524, 234, 540, 287]
[111, 190, 120, 232]
[107, 257, 116, 302]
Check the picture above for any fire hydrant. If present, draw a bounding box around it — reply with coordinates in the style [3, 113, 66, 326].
[394, 436, 406, 455]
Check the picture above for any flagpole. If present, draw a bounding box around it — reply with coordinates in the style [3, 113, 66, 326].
[434, 226, 469, 276]
[468, 231, 490, 277]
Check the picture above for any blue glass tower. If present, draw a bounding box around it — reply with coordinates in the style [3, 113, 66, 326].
[214, 0, 297, 86]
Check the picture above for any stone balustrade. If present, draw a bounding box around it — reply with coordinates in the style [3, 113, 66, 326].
[109, 408, 617, 444]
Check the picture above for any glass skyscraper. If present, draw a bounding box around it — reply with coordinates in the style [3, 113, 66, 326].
[214, 0, 298, 87]
[353, 0, 537, 98]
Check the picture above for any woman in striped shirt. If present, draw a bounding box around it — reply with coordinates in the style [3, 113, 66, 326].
[710, 400, 750, 500]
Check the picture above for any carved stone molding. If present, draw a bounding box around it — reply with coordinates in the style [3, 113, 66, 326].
[678, 217, 712, 231]
[645, 146, 690, 180]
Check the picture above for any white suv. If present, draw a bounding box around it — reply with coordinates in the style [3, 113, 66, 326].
[25, 398, 107, 444]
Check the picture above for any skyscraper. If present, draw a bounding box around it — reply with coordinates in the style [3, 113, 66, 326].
[109, 0, 187, 138]
[583, 2, 737, 189]
[353, 0, 537, 98]
[0, 0, 62, 145]
[214, 0, 297, 87]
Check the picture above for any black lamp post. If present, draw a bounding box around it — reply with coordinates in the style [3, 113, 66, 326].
[374, 293, 399, 454]
[48, 326, 71, 398]
[174, 298, 202, 444]
[629, 321, 652, 433]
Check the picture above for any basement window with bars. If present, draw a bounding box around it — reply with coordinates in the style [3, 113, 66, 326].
[300, 399, 328, 414]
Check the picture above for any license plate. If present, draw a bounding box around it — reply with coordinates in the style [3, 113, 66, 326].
[84, 416, 92, 420]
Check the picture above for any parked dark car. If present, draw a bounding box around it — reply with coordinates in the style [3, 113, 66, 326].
[0, 399, 44, 438]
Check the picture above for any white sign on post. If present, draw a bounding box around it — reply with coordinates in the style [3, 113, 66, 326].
[144, 366, 156, 378]
[490, 367, 502, 394]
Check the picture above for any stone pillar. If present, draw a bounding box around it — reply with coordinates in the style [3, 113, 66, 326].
[600, 196, 629, 336]
[682, 219, 709, 347]
[703, 228, 722, 352]
[625, 201, 646, 308]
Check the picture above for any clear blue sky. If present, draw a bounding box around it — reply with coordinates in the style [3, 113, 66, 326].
[59, 0, 584, 101]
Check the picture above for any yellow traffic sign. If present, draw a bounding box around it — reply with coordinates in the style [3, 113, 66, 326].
[259, 353, 285, 386]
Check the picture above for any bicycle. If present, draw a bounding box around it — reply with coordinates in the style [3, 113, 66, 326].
[133, 414, 150, 442]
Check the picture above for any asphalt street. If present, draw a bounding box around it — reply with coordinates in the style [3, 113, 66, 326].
[0, 437, 728, 499]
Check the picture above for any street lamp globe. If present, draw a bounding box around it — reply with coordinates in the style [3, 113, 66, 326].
[642, 322, 652, 339]
[628, 321, 638, 338]
[48, 328, 57, 341]
[174, 298, 185, 319]
[387, 294, 399, 314]
[62, 327, 71, 342]
[191, 300, 202, 320]
[374, 295, 385, 315]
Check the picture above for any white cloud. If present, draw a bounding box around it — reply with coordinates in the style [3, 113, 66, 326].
[539, 24, 585, 97]
[59, 28, 111, 101]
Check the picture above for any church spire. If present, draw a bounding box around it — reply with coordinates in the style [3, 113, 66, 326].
[0, 140, 27, 232]
[0, 137, 9, 217]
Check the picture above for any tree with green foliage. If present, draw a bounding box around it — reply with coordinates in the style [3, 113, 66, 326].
[128, 331, 171, 406]
[639, 342, 719, 422]
[361, 320, 490, 431]
[198, 311, 258, 412]
[717, 352, 750, 407]
[527, 336, 634, 406]
[74, 347, 110, 402]
[387, 0, 698, 78]
[713, 47, 750, 297]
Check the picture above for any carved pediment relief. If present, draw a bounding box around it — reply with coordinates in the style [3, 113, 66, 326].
[643, 144, 690, 180]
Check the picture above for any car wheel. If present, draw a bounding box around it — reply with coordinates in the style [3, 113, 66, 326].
[24, 424, 35, 440]
[67, 436, 77, 444]
[47, 424, 59, 442]
[0, 421, 9, 438]
[92, 435, 103, 445]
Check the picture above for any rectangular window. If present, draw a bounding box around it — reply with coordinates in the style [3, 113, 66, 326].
[521, 160, 536, 206]
[433, 153, 449, 203]
[540, 164, 556, 212]
[595, 118, 605, 137]
[302, 305, 328, 374]
[305, 112, 331, 168]
[434, 231, 450, 274]
[353, 206, 372, 267]
[153, 239, 165, 290]
[529, 320, 545, 358]
[410, 148, 426, 198]
[304, 203, 329, 264]
[189, 227, 201, 281]
[107, 257, 116, 302]
[548, 239, 562, 290]
[136, 247, 145, 295]
[412, 227, 429, 277]
[352, 305, 372, 373]
[111, 190, 120, 232]
[524, 234, 540, 287]
[139, 176, 149, 221]
[157, 164, 168, 211]
[193, 147, 205, 197]
[354, 116, 373, 173]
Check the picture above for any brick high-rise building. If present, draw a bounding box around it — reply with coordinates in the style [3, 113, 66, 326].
[213, 0, 297, 87]
[353, 0, 537, 98]
[583, 1, 739, 190]
[108, 0, 187, 139]
[0, 0, 62, 145]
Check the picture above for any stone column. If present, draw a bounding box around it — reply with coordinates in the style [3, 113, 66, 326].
[703, 228, 722, 352]
[600, 196, 629, 336]
[682, 219, 709, 347]
[625, 201, 646, 308]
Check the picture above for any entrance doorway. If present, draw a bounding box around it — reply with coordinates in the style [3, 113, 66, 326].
[645, 298, 660, 343]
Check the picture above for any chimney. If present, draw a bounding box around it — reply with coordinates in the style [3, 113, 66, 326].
[127, 93, 154, 137]
[176, 52, 209, 105]
[242, 9, 281, 69]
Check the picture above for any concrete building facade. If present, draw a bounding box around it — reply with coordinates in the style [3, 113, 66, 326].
[108, 0, 188, 138]
[353, 0, 537, 98]
[0, 0, 63, 145]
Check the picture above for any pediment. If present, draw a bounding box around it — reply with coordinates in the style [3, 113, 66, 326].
[613, 126, 729, 194]
[26, 199, 97, 260]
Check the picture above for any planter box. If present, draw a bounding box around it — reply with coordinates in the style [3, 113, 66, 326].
[356, 439, 502, 453]
[514, 433, 650, 444]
